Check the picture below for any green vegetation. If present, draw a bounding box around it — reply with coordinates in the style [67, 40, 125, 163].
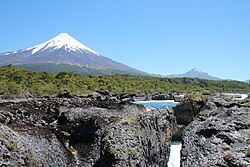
[66, 146, 76, 153]
[25, 149, 39, 167]
[7, 140, 18, 151]
[127, 148, 137, 157]
[246, 146, 250, 157]
[121, 116, 137, 125]
[16, 63, 142, 75]
[186, 93, 205, 102]
[0, 65, 249, 96]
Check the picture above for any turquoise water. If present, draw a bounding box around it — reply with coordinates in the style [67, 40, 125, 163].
[134, 100, 181, 167]
[134, 100, 178, 109]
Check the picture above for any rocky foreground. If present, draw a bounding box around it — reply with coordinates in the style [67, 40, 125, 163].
[180, 97, 250, 167]
[0, 92, 250, 167]
[0, 94, 176, 167]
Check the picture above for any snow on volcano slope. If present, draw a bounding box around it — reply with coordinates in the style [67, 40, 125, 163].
[25, 33, 98, 55]
[0, 33, 145, 75]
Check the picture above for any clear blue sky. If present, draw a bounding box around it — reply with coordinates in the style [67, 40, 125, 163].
[0, 0, 249, 80]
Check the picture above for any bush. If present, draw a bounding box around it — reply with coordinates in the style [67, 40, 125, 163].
[121, 116, 137, 125]
[186, 93, 205, 102]
[246, 146, 250, 157]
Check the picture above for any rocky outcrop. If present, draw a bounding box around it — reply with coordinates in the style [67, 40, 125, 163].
[0, 124, 75, 166]
[113, 92, 184, 102]
[99, 108, 176, 167]
[151, 93, 174, 100]
[173, 97, 206, 125]
[0, 96, 176, 166]
[181, 98, 250, 167]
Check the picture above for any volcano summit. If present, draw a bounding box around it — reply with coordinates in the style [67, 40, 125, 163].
[0, 33, 145, 75]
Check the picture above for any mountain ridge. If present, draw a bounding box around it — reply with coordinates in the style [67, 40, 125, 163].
[0, 33, 146, 75]
[245, 80, 250, 83]
[166, 68, 222, 80]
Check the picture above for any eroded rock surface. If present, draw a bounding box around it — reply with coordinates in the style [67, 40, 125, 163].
[181, 98, 250, 167]
[0, 96, 176, 166]
[99, 108, 176, 167]
[173, 98, 206, 125]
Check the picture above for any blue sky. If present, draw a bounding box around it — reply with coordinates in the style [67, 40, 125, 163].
[0, 0, 249, 80]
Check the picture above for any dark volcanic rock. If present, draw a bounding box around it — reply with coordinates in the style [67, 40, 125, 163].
[99, 108, 176, 167]
[173, 98, 206, 125]
[0, 124, 75, 166]
[0, 96, 176, 166]
[56, 104, 147, 166]
[151, 93, 174, 100]
[181, 98, 250, 167]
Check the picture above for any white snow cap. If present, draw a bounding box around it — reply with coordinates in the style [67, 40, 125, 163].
[26, 33, 99, 55]
[189, 68, 203, 73]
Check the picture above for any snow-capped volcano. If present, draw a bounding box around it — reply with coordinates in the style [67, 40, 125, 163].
[0, 33, 145, 75]
[25, 33, 98, 55]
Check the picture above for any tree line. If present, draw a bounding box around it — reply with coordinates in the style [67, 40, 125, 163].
[0, 65, 249, 96]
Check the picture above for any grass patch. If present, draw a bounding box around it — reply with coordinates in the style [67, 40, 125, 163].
[121, 116, 137, 125]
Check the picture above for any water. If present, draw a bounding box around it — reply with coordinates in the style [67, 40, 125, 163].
[167, 141, 182, 167]
[134, 100, 181, 167]
[133, 100, 178, 109]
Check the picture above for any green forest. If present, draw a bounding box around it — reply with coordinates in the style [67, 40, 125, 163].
[0, 65, 249, 96]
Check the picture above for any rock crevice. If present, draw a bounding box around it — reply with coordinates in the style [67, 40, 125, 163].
[0, 96, 176, 166]
[180, 98, 250, 167]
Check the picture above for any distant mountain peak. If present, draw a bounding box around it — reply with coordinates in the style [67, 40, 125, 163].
[190, 68, 202, 73]
[25, 32, 98, 55]
[167, 68, 221, 80]
[186, 68, 208, 75]
[245, 79, 250, 83]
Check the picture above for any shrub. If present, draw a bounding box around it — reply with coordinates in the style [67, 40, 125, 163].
[121, 116, 137, 125]
[186, 93, 205, 102]
[7, 140, 18, 151]
[246, 146, 250, 157]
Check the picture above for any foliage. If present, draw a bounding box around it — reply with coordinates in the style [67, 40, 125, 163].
[25, 149, 39, 167]
[186, 93, 205, 102]
[16, 63, 141, 75]
[127, 148, 137, 157]
[121, 116, 137, 125]
[246, 146, 250, 157]
[66, 146, 76, 153]
[0, 66, 249, 96]
[7, 140, 18, 151]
